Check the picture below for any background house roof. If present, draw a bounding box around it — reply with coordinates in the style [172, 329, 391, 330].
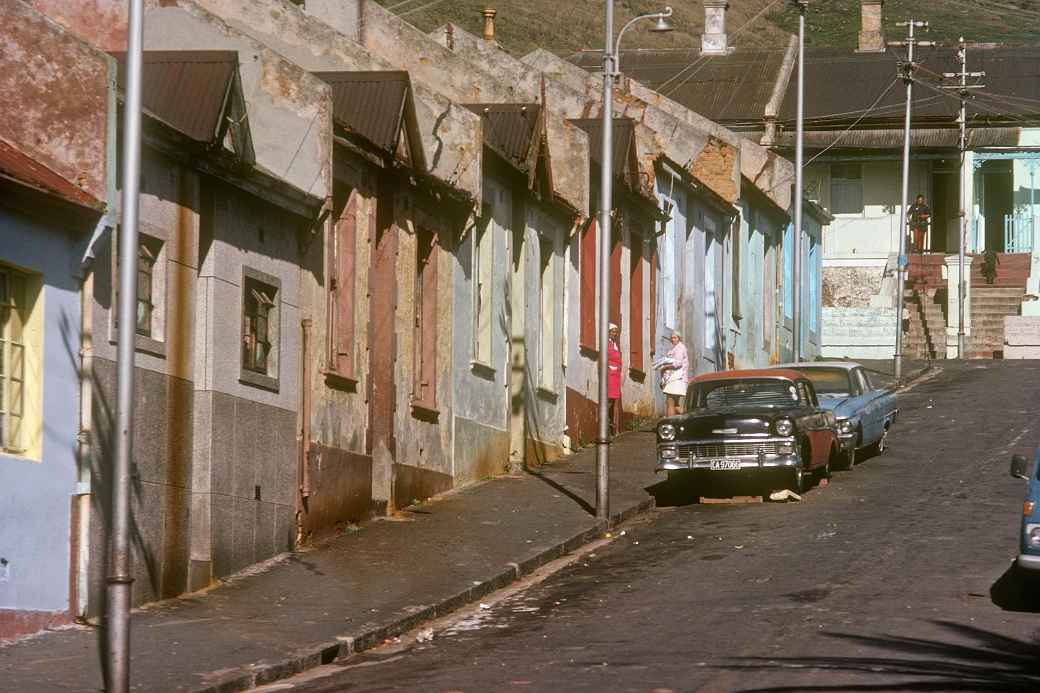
[112, 51, 238, 144]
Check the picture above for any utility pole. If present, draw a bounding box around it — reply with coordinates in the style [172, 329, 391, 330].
[888, 19, 933, 381]
[596, 3, 673, 521]
[791, 0, 807, 363]
[943, 38, 985, 359]
[597, 0, 615, 522]
[107, 0, 144, 691]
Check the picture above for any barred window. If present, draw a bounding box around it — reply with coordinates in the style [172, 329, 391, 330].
[242, 278, 276, 375]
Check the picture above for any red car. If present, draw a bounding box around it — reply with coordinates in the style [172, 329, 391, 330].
[656, 369, 839, 494]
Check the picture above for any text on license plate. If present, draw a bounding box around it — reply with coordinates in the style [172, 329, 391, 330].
[708, 459, 742, 471]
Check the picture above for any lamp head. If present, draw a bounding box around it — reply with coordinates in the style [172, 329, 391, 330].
[651, 6, 674, 33]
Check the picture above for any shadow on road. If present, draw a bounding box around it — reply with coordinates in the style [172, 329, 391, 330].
[990, 562, 1040, 613]
[720, 620, 1040, 692]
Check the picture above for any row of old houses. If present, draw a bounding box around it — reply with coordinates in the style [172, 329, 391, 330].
[0, 0, 827, 641]
[573, 0, 1040, 361]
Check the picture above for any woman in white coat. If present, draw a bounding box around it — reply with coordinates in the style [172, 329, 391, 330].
[658, 331, 689, 416]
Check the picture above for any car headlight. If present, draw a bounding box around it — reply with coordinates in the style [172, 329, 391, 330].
[774, 418, 794, 436]
[658, 423, 676, 441]
[659, 446, 678, 459]
[1028, 524, 1040, 549]
[838, 419, 855, 435]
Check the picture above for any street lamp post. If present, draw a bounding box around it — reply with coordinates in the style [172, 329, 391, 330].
[597, 4, 673, 521]
[791, 0, 807, 363]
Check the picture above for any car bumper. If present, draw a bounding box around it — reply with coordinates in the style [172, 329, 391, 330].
[656, 454, 801, 474]
[1016, 552, 1040, 571]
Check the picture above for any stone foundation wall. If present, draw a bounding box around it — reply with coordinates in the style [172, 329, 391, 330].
[821, 307, 897, 360]
[823, 267, 884, 308]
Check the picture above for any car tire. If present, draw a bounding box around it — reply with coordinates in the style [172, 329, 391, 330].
[839, 445, 857, 471]
[787, 465, 808, 494]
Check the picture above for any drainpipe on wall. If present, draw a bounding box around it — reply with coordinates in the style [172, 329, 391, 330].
[74, 270, 95, 622]
[297, 318, 313, 543]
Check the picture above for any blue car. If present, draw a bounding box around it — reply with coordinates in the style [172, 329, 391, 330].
[1010, 453, 1040, 571]
[773, 362, 898, 470]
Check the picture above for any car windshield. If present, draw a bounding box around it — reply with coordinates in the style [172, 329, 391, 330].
[689, 379, 801, 410]
[795, 368, 853, 397]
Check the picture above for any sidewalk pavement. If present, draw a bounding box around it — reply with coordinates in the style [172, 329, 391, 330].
[856, 358, 933, 390]
[0, 431, 662, 693]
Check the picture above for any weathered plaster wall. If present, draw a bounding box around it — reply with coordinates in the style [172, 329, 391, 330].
[0, 213, 81, 618]
[194, 0, 486, 204]
[822, 307, 897, 359]
[2, 1, 109, 204]
[306, 1, 589, 216]
[34, 0, 333, 206]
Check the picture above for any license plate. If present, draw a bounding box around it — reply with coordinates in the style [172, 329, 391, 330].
[709, 459, 742, 471]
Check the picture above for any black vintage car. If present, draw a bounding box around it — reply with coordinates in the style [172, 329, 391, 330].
[656, 369, 839, 494]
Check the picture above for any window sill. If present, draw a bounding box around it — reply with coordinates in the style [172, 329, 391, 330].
[323, 369, 359, 392]
[470, 360, 496, 380]
[239, 369, 280, 393]
[579, 344, 599, 359]
[536, 385, 559, 402]
[109, 334, 167, 358]
[410, 400, 440, 422]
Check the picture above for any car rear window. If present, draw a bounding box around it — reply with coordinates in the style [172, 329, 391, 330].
[691, 379, 801, 410]
[796, 368, 852, 396]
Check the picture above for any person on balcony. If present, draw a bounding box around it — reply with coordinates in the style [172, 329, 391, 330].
[908, 194, 932, 253]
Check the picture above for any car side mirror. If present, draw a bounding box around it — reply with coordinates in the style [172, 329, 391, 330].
[1010, 454, 1032, 480]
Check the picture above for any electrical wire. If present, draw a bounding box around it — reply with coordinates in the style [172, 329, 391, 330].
[396, 0, 452, 18]
[655, 0, 787, 96]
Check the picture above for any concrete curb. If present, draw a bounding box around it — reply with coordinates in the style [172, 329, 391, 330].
[191, 496, 656, 692]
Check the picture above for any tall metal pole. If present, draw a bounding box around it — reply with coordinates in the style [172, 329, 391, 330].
[792, 0, 806, 363]
[891, 19, 929, 381]
[596, 0, 615, 522]
[944, 40, 985, 359]
[107, 1, 144, 690]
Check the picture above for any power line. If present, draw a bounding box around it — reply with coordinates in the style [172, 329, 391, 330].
[396, 0, 452, 18]
[655, 0, 787, 95]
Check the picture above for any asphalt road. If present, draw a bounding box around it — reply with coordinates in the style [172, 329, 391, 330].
[262, 361, 1040, 692]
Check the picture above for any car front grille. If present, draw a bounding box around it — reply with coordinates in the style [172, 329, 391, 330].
[685, 441, 784, 459]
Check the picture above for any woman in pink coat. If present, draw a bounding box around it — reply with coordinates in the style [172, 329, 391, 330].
[608, 323, 622, 434]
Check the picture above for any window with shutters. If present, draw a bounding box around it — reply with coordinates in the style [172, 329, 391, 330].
[240, 268, 280, 392]
[629, 233, 644, 374]
[327, 183, 357, 383]
[472, 206, 493, 367]
[731, 214, 742, 321]
[830, 163, 863, 215]
[538, 234, 557, 390]
[413, 227, 438, 410]
[579, 218, 597, 353]
[111, 230, 166, 356]
[0, 265, 41, 459]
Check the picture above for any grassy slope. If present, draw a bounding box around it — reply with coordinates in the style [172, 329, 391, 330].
[377, 0, 1039, 56]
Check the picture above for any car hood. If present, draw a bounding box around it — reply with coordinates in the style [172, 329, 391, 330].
[817, 395, 853, 415]
[665, 407, 796, 439]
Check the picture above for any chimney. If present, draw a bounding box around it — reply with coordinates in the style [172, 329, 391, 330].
[482, 7, 497, 42]
[702, 1, 731, 55]
[858, 0, 885, 52]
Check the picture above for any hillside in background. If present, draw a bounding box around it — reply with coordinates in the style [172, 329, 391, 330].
[769, 0, 1040, 48]
[374, 0, 790, 56]
[377, 0, 1040, 57]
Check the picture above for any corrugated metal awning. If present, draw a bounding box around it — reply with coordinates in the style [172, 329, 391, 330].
[112, 51, 238, 144]
[569, 117, 639, 187]
[0, 138, 104, 211]
[463, 103, 543, 176]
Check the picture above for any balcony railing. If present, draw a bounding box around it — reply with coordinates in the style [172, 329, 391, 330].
[1004, 214, 1039, 253]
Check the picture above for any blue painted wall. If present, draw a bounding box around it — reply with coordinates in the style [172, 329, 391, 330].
[0, 210, 82, 613]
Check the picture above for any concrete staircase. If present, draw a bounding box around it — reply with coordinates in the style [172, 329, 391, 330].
[968, 287, 1025, 358]
[967, 253, 1029, 359]
[903, 288, 946, 360]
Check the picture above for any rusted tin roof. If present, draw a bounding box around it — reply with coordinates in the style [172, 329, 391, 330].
[0, 138, 104, 211]
[570, 48, 789, 125]
[569, 117, 637, 182]
[112, 51, 238, 144]
[771, 126, 1021, 149]
[463, 103, 543, 174]
[317, 71, 411, 154]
